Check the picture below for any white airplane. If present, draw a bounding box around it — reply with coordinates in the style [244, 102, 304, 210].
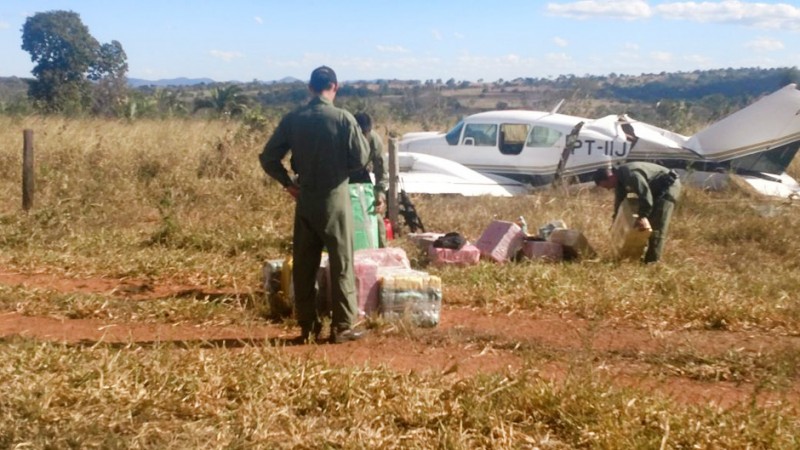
[398, 84, 800, 198]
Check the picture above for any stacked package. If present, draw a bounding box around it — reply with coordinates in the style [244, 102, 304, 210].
[316, 247, 442, 326]
[475, 220, 526, 263]
[379, 268, 442, 327]
[353, 247, 411, 316]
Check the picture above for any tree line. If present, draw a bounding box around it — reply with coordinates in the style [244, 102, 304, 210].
[3, 9, 800, 132]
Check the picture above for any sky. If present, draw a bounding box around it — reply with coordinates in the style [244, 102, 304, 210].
[1, 0, 799, 83]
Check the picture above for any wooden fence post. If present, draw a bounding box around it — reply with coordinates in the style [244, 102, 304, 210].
[387, 138, 399, 235]
[22, 129, 34, 211]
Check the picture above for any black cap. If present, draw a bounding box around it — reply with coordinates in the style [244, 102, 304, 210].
[309, 65, 337, 92]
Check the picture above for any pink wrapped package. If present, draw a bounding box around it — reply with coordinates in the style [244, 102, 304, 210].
[521, 240, 563, 262]
[354, 247, 411, 269]
[353, 247, 411, 316]
[354, 258, 380, 315]
[428, 243, 481, 266]
[475, 220, 526, 263]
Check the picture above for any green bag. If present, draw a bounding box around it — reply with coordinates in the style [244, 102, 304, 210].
[350, 183, 379, 251]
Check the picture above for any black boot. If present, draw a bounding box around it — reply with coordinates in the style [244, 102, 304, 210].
[329, 327, 367, 344]
[297, 321, 322, 344]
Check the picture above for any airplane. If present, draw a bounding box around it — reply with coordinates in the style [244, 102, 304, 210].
[398, 83, 800, 198]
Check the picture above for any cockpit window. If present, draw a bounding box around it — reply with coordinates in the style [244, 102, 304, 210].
[445, 121, 464, 145]
[526, 126, 562, 147]
[463, 123, 498, 146]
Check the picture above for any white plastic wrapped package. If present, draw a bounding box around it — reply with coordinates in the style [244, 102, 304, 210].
[379, 268, 442, 327]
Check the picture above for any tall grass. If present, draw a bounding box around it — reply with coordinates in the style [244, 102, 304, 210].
[1, 116, 799, 447]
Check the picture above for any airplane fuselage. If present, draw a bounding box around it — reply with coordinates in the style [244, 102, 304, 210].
[398, 84, 800, 190]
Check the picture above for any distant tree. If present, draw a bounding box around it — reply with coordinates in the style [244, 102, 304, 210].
[193, 85, 249, 117]
[780, 66, 800, 87]
[154, 88, 188, 117]
[21, 10, 99, 113]
[21, 10, 128, 115]
[89, 40, 129, 116]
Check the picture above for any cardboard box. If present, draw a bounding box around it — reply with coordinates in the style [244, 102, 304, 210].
[521, 240, 563, 262]
[547, 229, 596, 260]
[611, 198, 652, 260]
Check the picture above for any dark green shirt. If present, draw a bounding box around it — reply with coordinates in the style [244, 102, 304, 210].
[614, 162, 672, 219]
[349, 129, 388, 195]
[260, 96, 369, 194]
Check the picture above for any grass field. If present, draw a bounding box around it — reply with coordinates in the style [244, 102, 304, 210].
[1, 116, 799, 448]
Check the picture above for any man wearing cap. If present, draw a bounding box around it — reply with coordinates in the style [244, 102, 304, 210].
[594, 162, 681, 263]
[259, 66, 370, 344]
[351, 112, 389, 247]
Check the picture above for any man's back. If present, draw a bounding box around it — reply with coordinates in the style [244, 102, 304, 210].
[267, 96, 366, 194]
[619, 162, 669, 183]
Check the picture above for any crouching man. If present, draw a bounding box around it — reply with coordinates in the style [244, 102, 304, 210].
[594, 162, 681, 263]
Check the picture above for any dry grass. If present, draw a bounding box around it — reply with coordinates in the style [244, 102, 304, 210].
[1, 338, 798, 449]
[1, 116, 800, 448]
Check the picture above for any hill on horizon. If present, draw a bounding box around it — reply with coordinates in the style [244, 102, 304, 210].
[127, 77, 216, 88]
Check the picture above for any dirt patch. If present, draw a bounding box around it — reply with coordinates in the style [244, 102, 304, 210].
[1, 272, 799, 408]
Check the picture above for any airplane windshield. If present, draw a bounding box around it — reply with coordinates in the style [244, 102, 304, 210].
[463, 123, 498, 146]
[445, 121, 464, 145]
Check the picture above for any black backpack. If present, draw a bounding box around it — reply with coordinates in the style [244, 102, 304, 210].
[433, 232, 466, 250]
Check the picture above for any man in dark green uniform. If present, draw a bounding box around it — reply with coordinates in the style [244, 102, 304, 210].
[351, 112, 389, 246]
[594, 162, 681, 263]
[259, 66, 370, 344]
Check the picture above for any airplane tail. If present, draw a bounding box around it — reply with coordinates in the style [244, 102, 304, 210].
[685, 84, 800, 175]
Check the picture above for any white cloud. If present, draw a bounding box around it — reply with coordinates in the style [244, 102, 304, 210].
[547, 1, 800, 30]
[546, 1, 653, 20]
[624, 42, 640, 51]
[453, 32, 465, 39]
[455, 52, 541, 75]
[682, 54, 713, 66]
[656, 1, 800, 31]
[650, 51, 673, 63]
[0, 21, 9, 30]
[334, 55, 445, 79]
[376, 45, 410, 53]
[254, 16, 263, 25]
[745, 37, 785, 52]
[210, 50, 245, 62]
[431, 29, 442, 41]
[545, 52, 573, 63]
[553, 36, 569, 47]
[265, 54, 445, 80]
